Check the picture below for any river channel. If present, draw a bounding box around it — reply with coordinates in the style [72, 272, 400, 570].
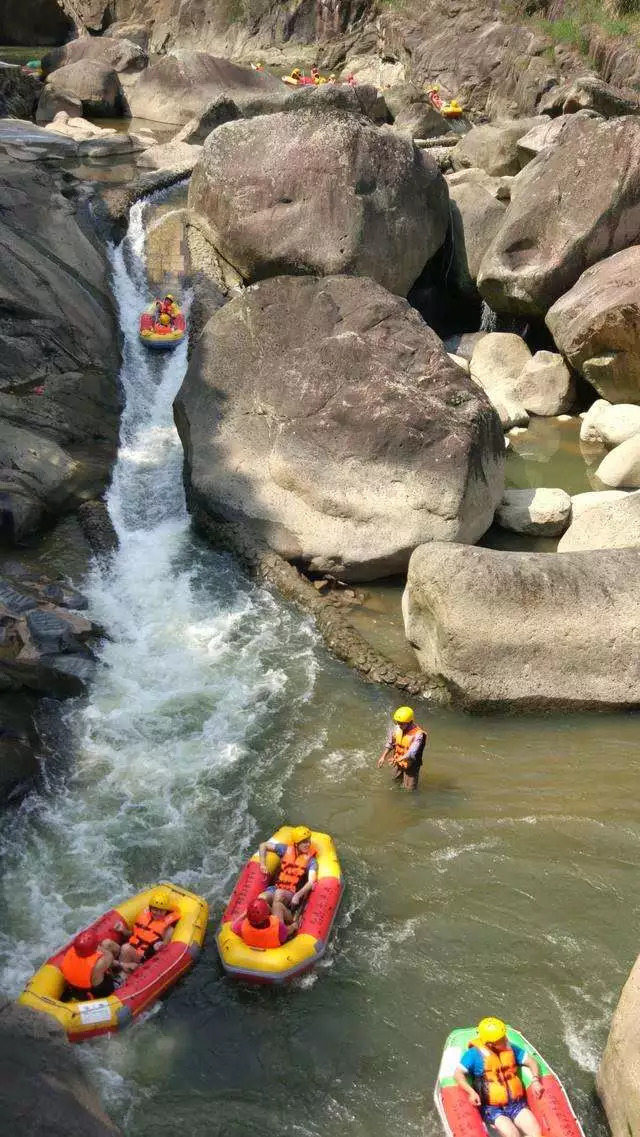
[0, 191, 636, 1137]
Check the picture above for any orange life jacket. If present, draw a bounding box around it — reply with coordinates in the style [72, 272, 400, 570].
[392, 723, 426, 769]
[60, 946, 102, 994]
[240, 914, 282, 950]
[128, 907, 180, 956]
[469, 1041, 525, 1108]
[276, 845, 316, 893]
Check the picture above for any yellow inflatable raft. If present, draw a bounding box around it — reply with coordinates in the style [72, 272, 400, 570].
[217, 826, 343, 983]
[18, 882, 208, 1042]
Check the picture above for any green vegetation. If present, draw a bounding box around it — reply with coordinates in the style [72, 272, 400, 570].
[533, 0, 640, 56]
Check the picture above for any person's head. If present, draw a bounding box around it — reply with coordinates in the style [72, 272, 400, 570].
[149, 888, 171, 916]
[159, 313, 171, 326]
[74, 930, 99, 957]
[311, 67, 319, 76]
[164, 293, 175, 303]
[247, 898, 271, 928]
[477, 1017, 508, 1049]
[291, 824, 313, 852]
[393, 706, 414, 729]
[291, 68, 301, 78]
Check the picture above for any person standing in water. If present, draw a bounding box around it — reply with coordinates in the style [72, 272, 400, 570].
[377, 706, 427, 791]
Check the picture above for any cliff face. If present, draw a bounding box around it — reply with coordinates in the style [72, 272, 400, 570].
[0, 0, 74, 45]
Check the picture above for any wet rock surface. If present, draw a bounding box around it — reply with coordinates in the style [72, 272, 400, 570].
[0, 563, 98, 697]
[175, 273, 504, 582]
[0, 150, 121, 542]
[0, 1000, 123, 1136]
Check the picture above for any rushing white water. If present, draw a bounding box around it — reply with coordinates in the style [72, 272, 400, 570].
[0, 194, 318, 1000]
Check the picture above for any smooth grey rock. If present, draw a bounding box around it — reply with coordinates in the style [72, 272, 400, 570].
[579, 400, 640, 447]
[496, 487, 571, 536]
[174, 274, 505, 582]
[559, 491, 640, 551]
[403, 542, 640, 710]
[596, 435, 640, 487]
[188, 106, 449, 297]
[512, 350, 575, 416]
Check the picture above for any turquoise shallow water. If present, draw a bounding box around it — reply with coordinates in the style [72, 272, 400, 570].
[0, 193, 632, 1137]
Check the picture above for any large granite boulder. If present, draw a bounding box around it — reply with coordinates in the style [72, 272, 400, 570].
[42, 35, 146, 78]
[539, 75, 640, 119]
[0, 152, 120, 541]
[514, 350, 575, 416]
[403, 542, 640, 710]
[546, 246, 640, 403]
[188, 106, 448, 296]
[447, 171, 508, 298]
[46, 61, 123, 118]
[478, 117, 640, 317]
[451, 117, 545, 176]
[469, 333, 531, 428]
[0, 1000, 122, 1136]
[127, 52, 286, 125]
[558, 491, 640, 551]
[174, 274, 505, 582]
[598, 952, 640, 1137]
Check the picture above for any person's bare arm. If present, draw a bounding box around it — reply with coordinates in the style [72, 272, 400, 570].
[291, 868, 317, 908]
[522, 1055, 543, 1097]
[91, 950, 115, 986]
[377, 744, 394, 768]
[453, 1067, 480, 1107]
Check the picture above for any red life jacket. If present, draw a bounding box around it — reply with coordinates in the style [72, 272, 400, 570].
[60, 946, 101, 995]
[128, 907, 180, 956]
[276, 845, 316, 893]
[240, 915, 282, 949]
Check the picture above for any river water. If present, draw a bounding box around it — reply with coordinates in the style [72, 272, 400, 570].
[0, 196, 637, 1137]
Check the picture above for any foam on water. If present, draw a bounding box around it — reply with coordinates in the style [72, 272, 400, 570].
[0, 194, 317, 1002]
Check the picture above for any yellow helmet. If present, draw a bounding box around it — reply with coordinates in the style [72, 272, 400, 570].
[291, 825, 312, 844]
[393, 706, 414, 724]
[149, 887, 171, 910]
[291, 68, 301, 78]
[159, 313, 171, 326]
[477, 1017, 507, 1044]
[164, 293, 175, 301]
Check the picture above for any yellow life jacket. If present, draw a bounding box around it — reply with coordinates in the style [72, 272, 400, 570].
[469, 1041, 525, 1108]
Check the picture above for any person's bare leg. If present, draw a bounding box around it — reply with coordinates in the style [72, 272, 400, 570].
[491, 1117, 520, 1137]
[119, 944, 141, 973]
[402, 770, 419, 792]
[514, 1108, 542, 1137]
[271, 889, 293, 923]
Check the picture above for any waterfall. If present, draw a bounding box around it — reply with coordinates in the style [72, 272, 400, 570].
[0, 191, 317, 1000]
[480, 300, 498, 332]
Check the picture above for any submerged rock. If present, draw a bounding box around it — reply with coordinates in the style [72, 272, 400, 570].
[188, 105, 448, 297]
[403, 542, 640, 710]
[174, 274, 504, 582]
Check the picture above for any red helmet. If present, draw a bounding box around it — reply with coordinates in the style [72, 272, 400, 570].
[247, 898, 271, 928]
[73, 931, 99, 957]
